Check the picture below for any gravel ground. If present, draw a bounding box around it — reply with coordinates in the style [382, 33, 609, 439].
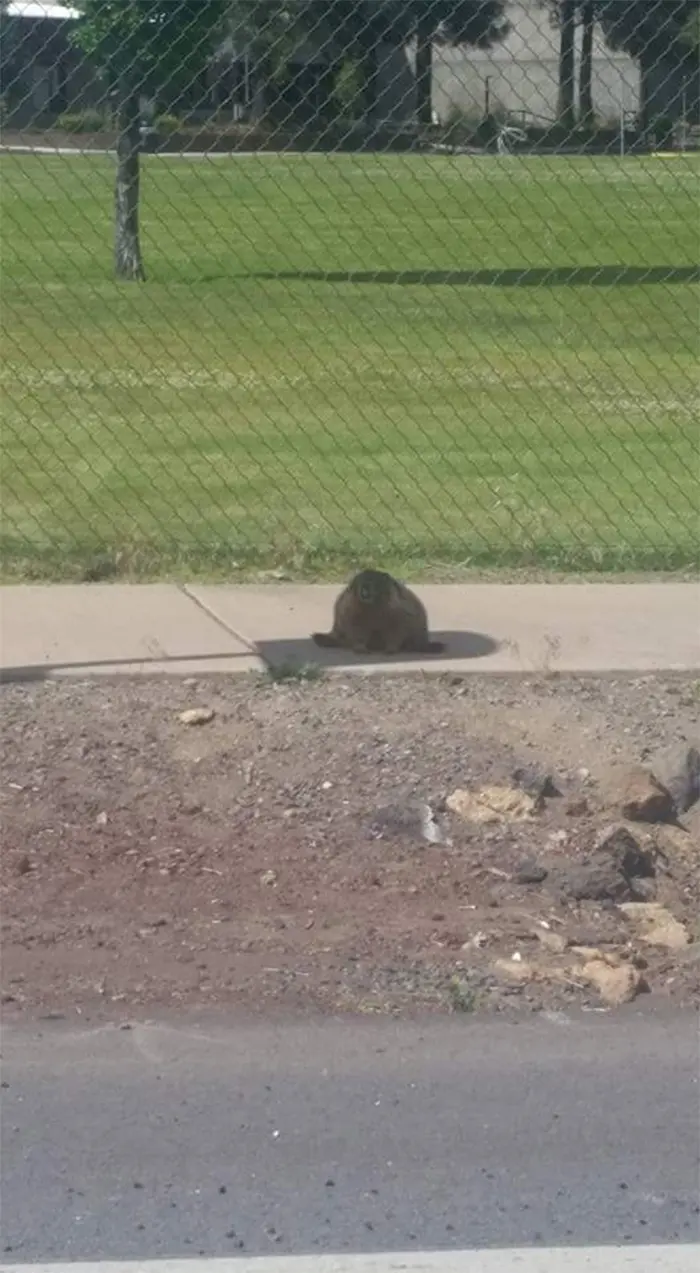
[1, 671, 698, 1023]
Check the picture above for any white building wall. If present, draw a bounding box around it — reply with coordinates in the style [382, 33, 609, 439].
[429, 1, 640, 125]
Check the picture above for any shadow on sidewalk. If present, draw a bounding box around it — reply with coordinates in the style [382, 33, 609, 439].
[255, 629, 499, 668]
[0, 632, 499, 682]
[0, 650, 253, 684]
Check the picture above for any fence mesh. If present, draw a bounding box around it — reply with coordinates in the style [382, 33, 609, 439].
[1, 0, 698, 579]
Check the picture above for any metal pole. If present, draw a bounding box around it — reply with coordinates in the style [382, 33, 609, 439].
[484, 75, 490, 119]
[620, 95, 624, 157]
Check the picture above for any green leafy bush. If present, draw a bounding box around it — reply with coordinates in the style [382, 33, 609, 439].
[56, 110, 106, 133]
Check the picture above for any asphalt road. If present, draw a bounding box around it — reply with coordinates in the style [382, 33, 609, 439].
[2, 1007, 699, 1263]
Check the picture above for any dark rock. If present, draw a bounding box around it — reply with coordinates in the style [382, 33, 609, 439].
[512, 766, 560, 801]
[565, 797, 590, 817]
[653, 744, 700, 815]
[594, 825, 655, 879]
[513, 860, 549, 884]
[617, 766, 675, 824]
[557, 861, 634, 903]
[556, 842, 656, 903]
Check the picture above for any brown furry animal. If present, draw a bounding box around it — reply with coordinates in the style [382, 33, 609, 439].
[312, 569, 444, 655]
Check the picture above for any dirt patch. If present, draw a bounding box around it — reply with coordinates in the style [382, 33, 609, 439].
[1, 672, 698, 1022]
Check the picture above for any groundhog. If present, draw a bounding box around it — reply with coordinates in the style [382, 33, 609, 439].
[312, 569, 445, 655]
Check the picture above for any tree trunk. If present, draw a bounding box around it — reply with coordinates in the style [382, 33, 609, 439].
[415, 12, 433, 127]
[557, 0, 576, 131]
[579, 0, 595, 127]
[114, 79, 145, 281]
[357, 22, 378, 124]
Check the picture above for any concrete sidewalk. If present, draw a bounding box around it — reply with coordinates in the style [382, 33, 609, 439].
[0, 582, 697, 681]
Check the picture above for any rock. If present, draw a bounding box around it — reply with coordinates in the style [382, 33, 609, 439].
[447, 786, 539, 825]
[626, 876, 657, 901]
[653, 744, 700, 814]
[259, 869, 277, 887]
[536, 929, 567, 954]
[619, 902, 690, 951]
[16, 855, 32, 876]
[617, 766, 675, 824]
[655, 824, 699, 861]
[514, 860, 548, 885]
[557, 860, 635, 903]
[565, 797, 590, 817]
[594, 824, 655, 879]
[493, 957, 535, 984]
[571, 945, 609, 961]
[581, 958, 646, 1006]
[511, 766, 560, 801]
[181, 798, 203, 815]
[369, 802, 451, 846]
[178, 707, 215, 726]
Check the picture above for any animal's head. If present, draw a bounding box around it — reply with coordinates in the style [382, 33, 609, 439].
[350, 569, 395, 606]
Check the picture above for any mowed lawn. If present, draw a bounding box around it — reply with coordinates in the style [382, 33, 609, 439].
[1, 150, 698, 578]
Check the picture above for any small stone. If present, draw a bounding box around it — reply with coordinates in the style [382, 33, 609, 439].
[512, 766, 560, 801]
[493, 957, 535, 984]
[617, 766, 675, 824]
[370, 801, 450, 846]
[447, 786, 539, 825]
[259, 869, 277, 887]
[178, 707, 215, 726]
[581, 958, 646, 1005]
[96, 811, 108, 827]
[571, 945, 609, 961]
[514, 860, 548, 885]
[619, 902, 690, 951]
[565, 797, 590, 817]
[536, 929, 567, 954]
[465, 930, 488, 949]
[16, 855, 32, 875]
[181, 799, 203, 815]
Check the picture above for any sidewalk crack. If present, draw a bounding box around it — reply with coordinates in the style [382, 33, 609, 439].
[179, 585, 258, 656]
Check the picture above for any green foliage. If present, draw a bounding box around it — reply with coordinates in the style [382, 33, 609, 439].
[56, 109, 107, 132]
[262, 661, 325, 683]
[228, 0, 509, 59]
[596, 0, 699, 61]
[332, 58, 364, 116]
[154, 112, 181, 134]
[71, 0, 228, 94]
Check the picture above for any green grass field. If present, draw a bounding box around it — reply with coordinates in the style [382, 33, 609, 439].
[1, 150, 698, 579]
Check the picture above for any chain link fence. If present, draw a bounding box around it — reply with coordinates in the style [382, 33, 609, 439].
[1, 0, 698, 579]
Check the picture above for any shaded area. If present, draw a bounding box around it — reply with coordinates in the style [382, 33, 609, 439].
[256, 630, 498, 669]
[0, 650, 253, 684]
[249, 265, 700, 288]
